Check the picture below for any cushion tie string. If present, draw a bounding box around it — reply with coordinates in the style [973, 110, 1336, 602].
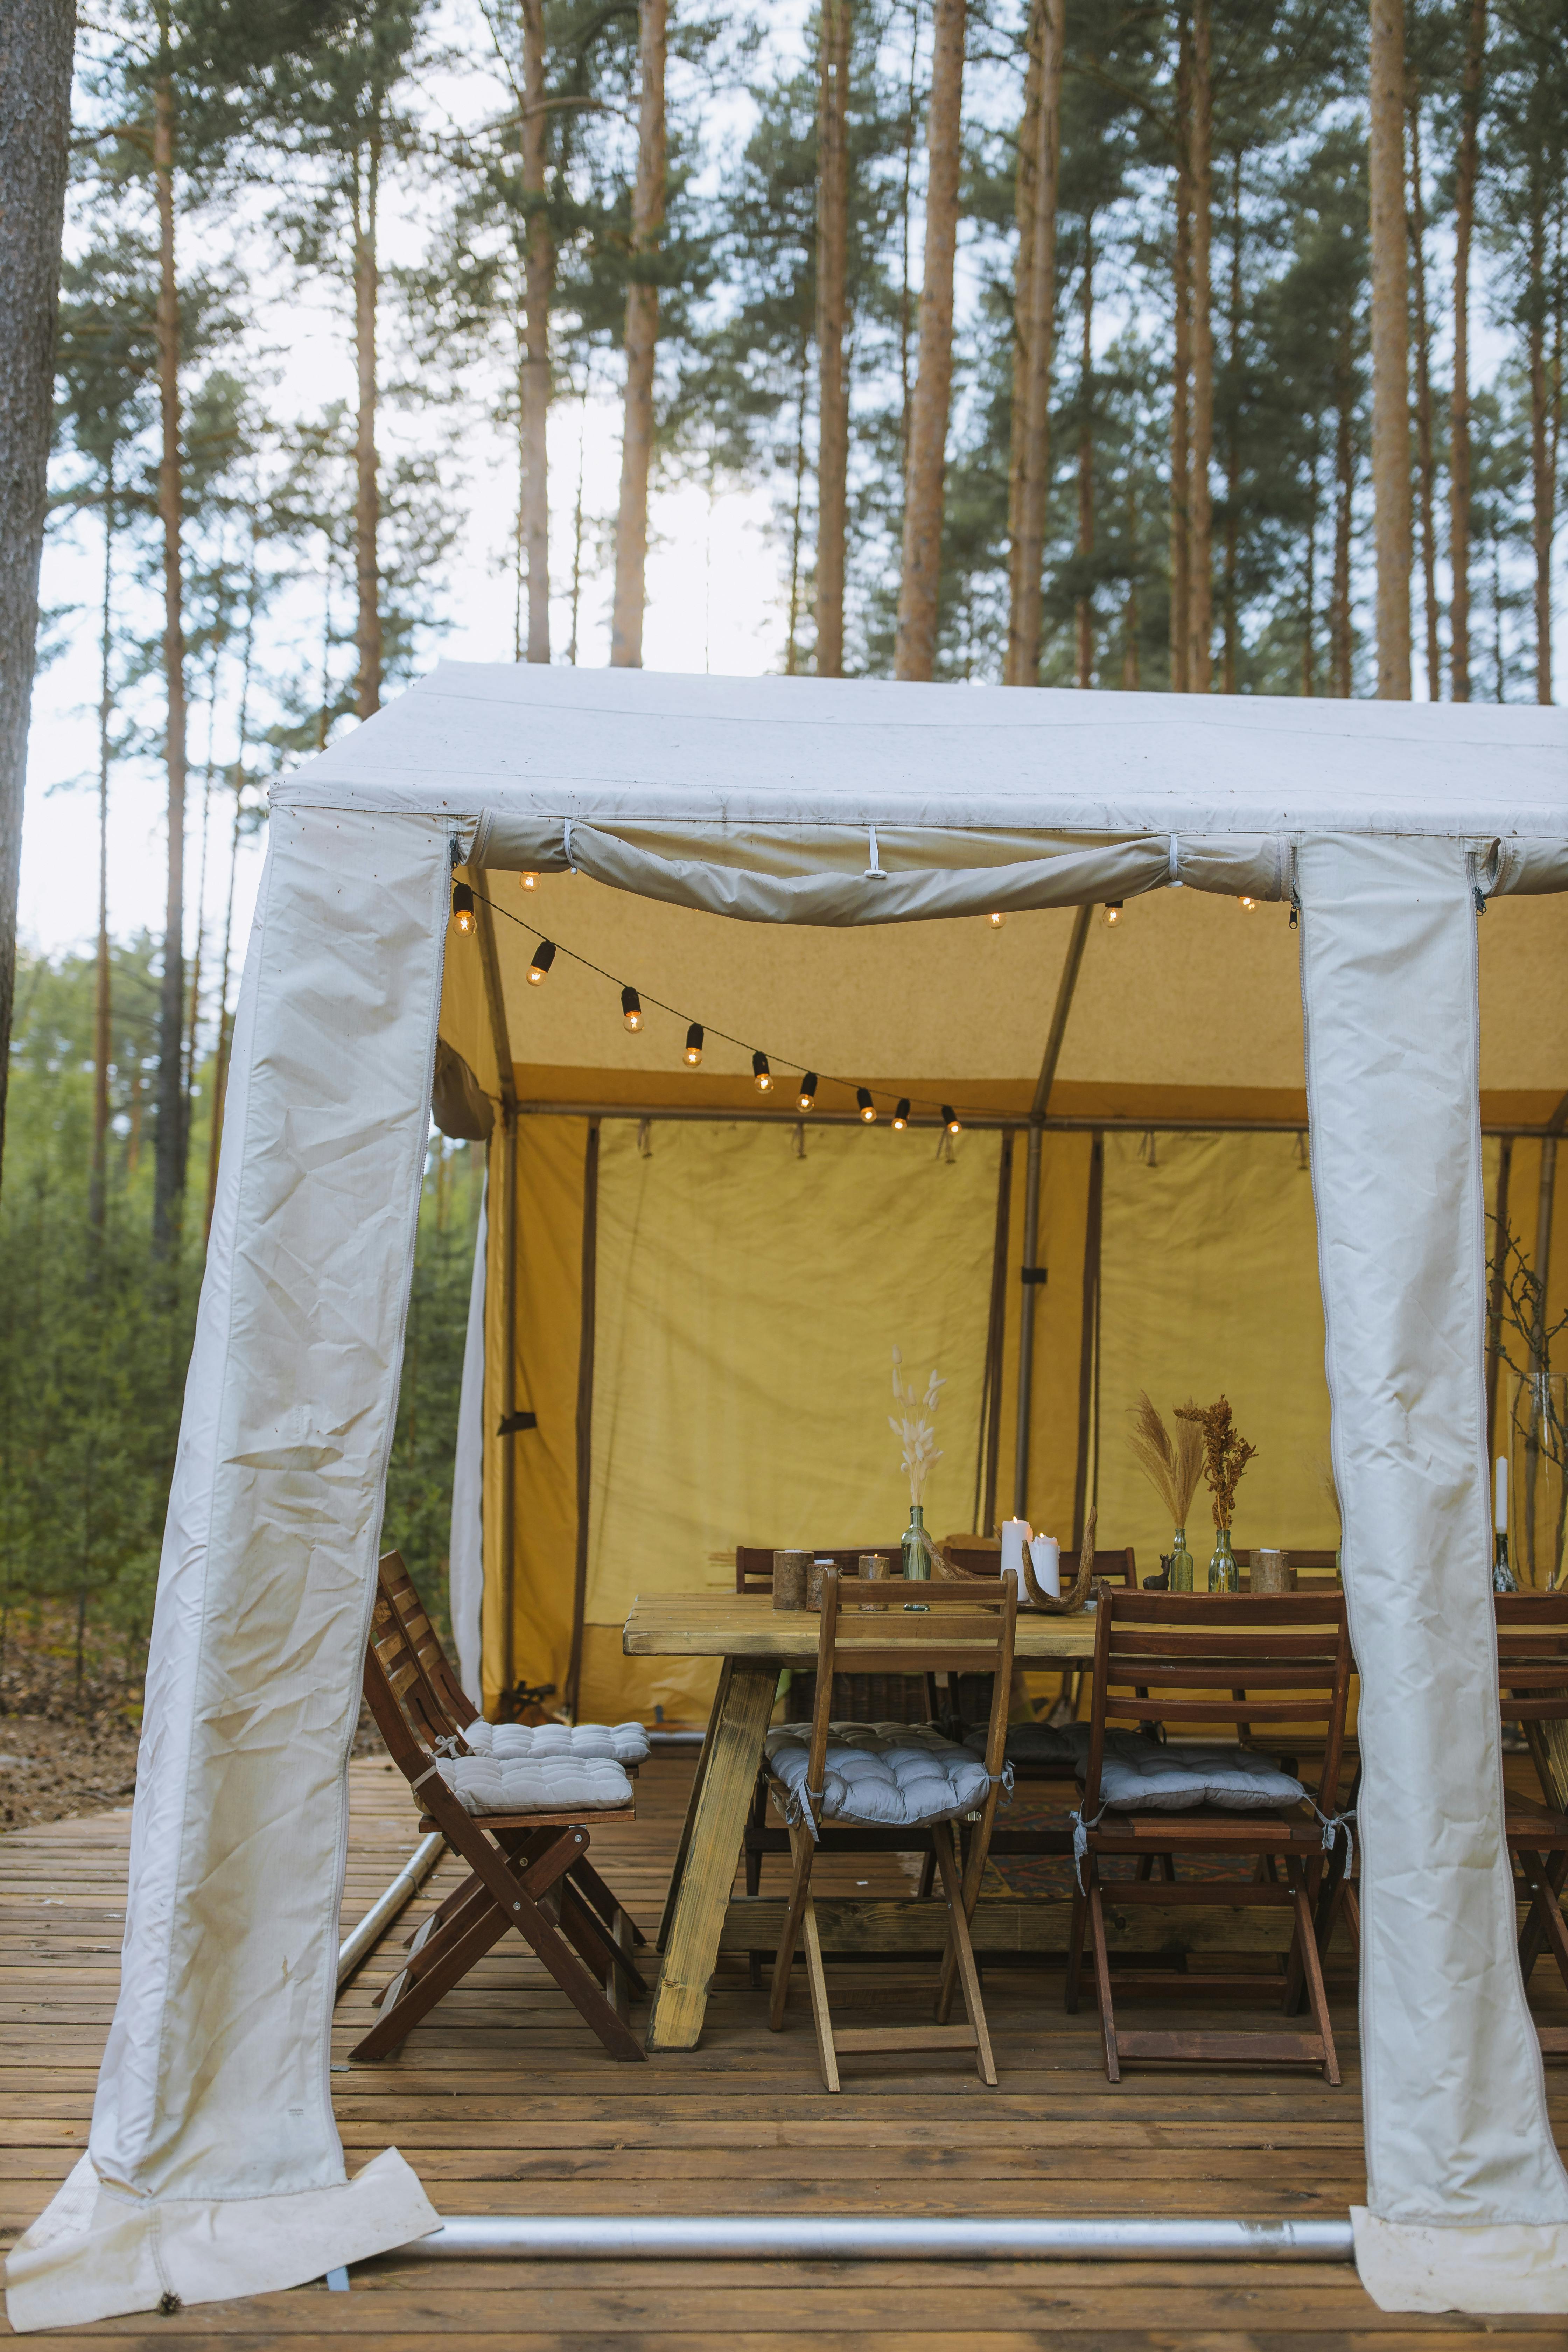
[1314, 1804, 1355, 1878]
[1069, 1800, 1109, 1892]
[411, 1762, 442, 1793]
[433, 1734, 464, 1758]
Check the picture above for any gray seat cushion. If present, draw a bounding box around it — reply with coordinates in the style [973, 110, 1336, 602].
[462, 1718, 650, 1766]
[435, 1753, 634, 1816]
[1091, 1743, 1307, 1813]
[766, 1721, 996, 1830]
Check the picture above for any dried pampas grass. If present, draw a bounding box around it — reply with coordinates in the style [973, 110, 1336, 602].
[1128, 1392, 1205, 1528]
[889, 1343, 945, 1506]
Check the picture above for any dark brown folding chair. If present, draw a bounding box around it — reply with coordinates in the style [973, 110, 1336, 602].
[351, 1587, 644, 2064]
[766, 1568, 1017, 2090]
[1067, 1589, 1352, 2084]
[1497, 1594, 1568, 2054]
[377, 1550, 646, 1971]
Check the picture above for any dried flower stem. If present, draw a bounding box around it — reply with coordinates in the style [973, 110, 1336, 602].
[1127, 1392, 1205, 1528]
[889, 1342, 945, 1507]
[1175, 1394, 1258, 1530]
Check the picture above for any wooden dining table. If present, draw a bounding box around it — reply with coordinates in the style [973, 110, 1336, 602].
[624, 1589, 1100, 2052]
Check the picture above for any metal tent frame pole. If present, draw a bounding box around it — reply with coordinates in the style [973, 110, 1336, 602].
[390, 2215, 1353, 2264]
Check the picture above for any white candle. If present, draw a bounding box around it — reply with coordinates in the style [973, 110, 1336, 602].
[1000, 1519, 1032, 1586]
[1495, 1457, 1508, 1536]
[1030, 1533, 1061, 1599]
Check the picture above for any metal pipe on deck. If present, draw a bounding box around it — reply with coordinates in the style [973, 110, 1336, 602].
[393, 2216, 1354, 2263]
[335, 1833, 444, 1991]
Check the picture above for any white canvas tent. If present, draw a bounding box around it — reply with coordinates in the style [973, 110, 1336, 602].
[7, 663, 1568, 2328]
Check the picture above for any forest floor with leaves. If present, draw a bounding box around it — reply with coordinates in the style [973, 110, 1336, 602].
[0, 1622, 143, 1832]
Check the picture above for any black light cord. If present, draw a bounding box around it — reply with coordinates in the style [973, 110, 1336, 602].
[466, 880, 996, 1126]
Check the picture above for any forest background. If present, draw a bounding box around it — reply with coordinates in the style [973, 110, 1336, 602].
[2, 0, 1565, 1738]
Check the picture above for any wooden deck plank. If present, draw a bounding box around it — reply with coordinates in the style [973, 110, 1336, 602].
[1, 1750, 1566, 2346]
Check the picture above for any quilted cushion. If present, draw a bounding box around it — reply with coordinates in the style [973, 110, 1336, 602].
[765, 1721, 996, 1829]
[435, 1754, 634, 1816]
[1091, 1743, 1306, 1813]
[461, 1717, 650, 1766]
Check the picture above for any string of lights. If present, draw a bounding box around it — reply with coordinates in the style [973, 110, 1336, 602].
[456, 878, 972, 1131]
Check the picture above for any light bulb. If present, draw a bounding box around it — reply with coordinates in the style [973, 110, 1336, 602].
[527, 939, 556, 985]
[857, 1088, 876, 1124]
[519, 870, 539, 891]
[1238, 895, 1256, 911]
[987, 910, 1006, 929]
[942, 1105, 962, 1134]
[621, 986, 643, 1032]
[752, 1051, 772, 1093]
[798, 1071, 817, 1112]
[451, 882, 476, 937]
[892, 1099, 910, 1131]
[684, 1023, 704, 1066]
[1103, 900, 1123, 928]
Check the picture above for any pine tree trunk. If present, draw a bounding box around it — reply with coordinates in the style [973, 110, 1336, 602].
[353, 132, 382, 717]
[1221, 148, 1241, 695]
[1004, 0, 1062, 689]
[1406, 84, 1440, 701]
[611, 0, 666, 669]
[520, 0, 554, 665]
[1449, 0, 1486, 702]
[92, 449, 114, 1239]
[1302, 444, 1317, 696]
[0, 0, 72, 1198]
[1168, 8, 1192, 694]
[1368, 0, 1412, 698]
[1074, 220, 1094, 689]
[1525, 192, 1553, 705]
[1185, 0, 1213, 692]
[1331, 347, 1353, 697]
[1121, 472, 1140, 687]
[152, 52, 190, 1255]
[894, 0, 966, 681]
[814, 0, 850, 677]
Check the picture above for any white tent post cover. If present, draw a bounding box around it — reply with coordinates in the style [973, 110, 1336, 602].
[6, 668, 1568, 2330]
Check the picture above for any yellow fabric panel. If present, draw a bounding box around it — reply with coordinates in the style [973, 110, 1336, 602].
[574, 1630, 721, 1736]
[1094, 1130, 1337, 1568]
[580, 1120, 1000, 1719]
[990, 1134, 1093, 1547]
[441, 868, 504, 1098]
[485, 1116, 591, 1716]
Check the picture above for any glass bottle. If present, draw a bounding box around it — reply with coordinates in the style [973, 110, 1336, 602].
[1170, 1526, 1195, 1594]
[902, 1503, 931, 1581]
[1493, 1527, 1518, 1594]
[1208, 1526, 1239, 1593]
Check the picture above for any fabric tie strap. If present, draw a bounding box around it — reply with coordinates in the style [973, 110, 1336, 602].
[1069, 1800, 1108, 1892]
[1314, 1804, 1356, 1879]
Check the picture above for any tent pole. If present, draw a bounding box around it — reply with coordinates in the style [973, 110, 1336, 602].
[472, 876, 519, 1700]
[1072, 1132, 1104, 1552]
[1485, 1135, 1512, 1459]
[975, 1132, 1013, 1535]
[1013, 903, 1094, 1519]
[513, 1103, 1546, 1140]
[565, 1118, 601, 1720]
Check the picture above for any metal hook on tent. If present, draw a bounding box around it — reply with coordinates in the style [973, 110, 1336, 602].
[636, 1118, 653, 1159]
[792, 1121, 807, 1159]
[863, 826, 888, 879]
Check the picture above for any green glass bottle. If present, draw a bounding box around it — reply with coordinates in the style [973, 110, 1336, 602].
[1170, 1526, 1195, 1594]
[1209, 1526, 1239, 1593]
[902, 1503, 931, 1581]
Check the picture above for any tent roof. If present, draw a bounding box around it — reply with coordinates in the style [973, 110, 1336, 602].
[279, 663, 1568, 839]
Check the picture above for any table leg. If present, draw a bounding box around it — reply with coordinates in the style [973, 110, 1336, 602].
[657, 1658, 733, 1953]
[648, 1661, 777, 2052]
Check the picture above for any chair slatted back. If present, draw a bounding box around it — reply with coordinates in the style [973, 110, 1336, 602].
[1496, 1593, 1568, 1722]
[807, 1572, 1019, 1805]
[380, 1549, 476, 1730]
[736, 1544, 903, 1594]
[364, 1588, 453, 1784]
[1083, 1590, 1352, 1819]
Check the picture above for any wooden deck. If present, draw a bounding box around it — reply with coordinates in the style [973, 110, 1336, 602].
[4, 1751, 1567, 2347]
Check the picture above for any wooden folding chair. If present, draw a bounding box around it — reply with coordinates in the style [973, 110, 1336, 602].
[766, 1569, 1017, 2091]
[1497, 1594, 1568, 2054]
[376, 1551, 648, 1974]
[351, 1589, 645, 2064]
[1067, 1590, 1352, 2085]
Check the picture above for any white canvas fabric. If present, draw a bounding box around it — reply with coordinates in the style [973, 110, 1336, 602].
[5, 807, 449, 2331]
[448, 1174, 487, 1705]
[435, 1752, 633, 1814]
[766, 1722, 998, 1829]
[1300, 833, 1568, 2311]
[460, 1717, 650, 1764]
[1088, 1744, 1306, 1813]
